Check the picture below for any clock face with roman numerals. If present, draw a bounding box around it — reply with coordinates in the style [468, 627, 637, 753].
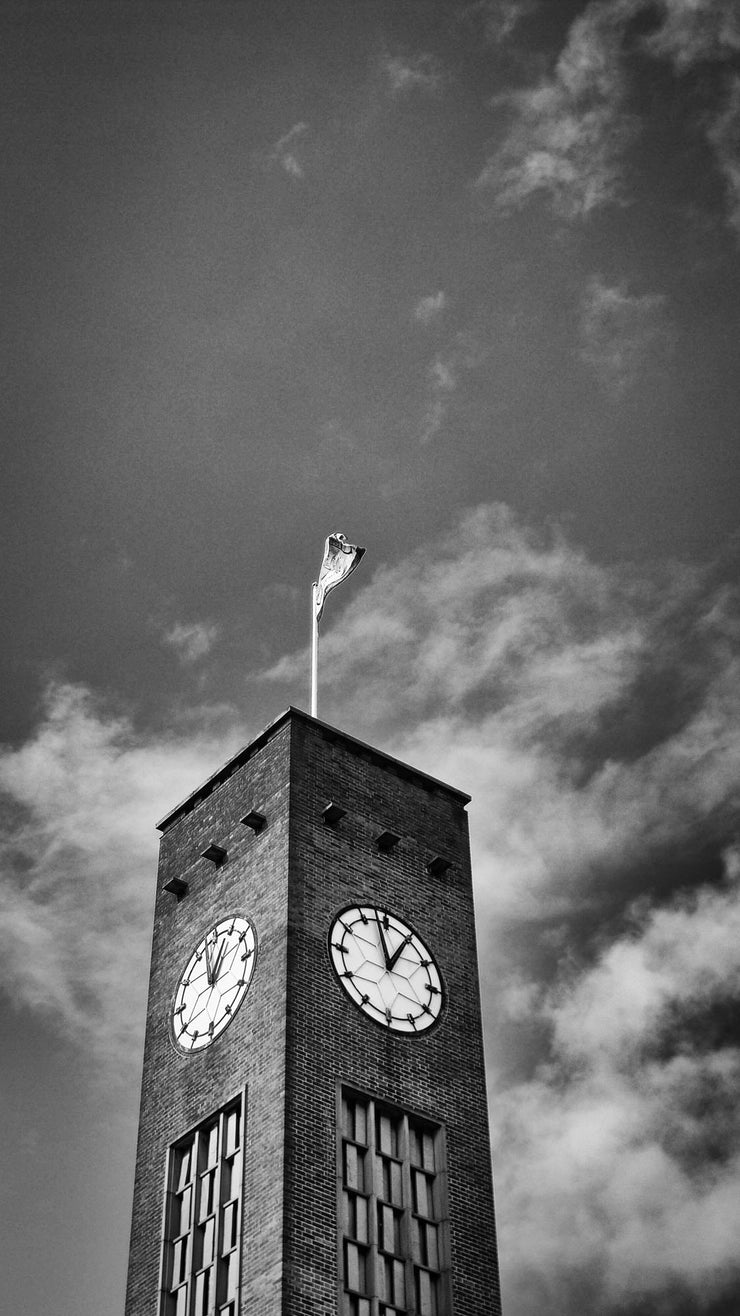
[171, 914, 257, 1052]
[329, 905, 444, 1034]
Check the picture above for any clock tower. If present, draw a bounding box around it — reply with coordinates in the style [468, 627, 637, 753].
[125, 707, 502, 1316]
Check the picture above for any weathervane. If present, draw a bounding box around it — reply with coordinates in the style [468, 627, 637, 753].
[311, 532, 365, 718]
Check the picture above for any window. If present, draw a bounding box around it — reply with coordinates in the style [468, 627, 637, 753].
[161, 1096, 244, 1316]
[339, 1090, 450, 1316]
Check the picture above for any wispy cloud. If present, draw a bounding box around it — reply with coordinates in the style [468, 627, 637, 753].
[580, 275, 673, 395]
[414, 291, 447, 325]
[421, 331, 487, 441]
[0, 684, 245, 1072]
[269, 121, 309, 179]
[459, 0, 535, 45]
[643, 0, 740, 69]
[383, 53, 444, 96]
[163, 620, 219, 664]
[476, 4, 634, 218]
[476, 0, 740, 227]
[498, 856, 740, 1313]
[261, 502, 740, 1308]
[708, 76, 740, 234]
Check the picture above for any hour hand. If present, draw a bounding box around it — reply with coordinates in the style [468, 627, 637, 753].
[386, 934, 411, 973]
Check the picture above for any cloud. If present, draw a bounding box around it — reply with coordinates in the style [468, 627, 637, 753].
[476, 0, 740, 226]
[383, 53, 444, 96]
[0, 683, 244, 1072]
[643, 0, 740, 69]
[269, 122, 309, 179]
[459, 0, 535, 45]
[580, 275, 673, 395]
[476, 3, 635, 218]
[260, 500, 740, 1310]
[414, 291, 447, 325]
[163, 620, 219, 663]
[263, 503, 740, 919]
[497, 860, 740, 1314]
[421, 331, 488, 441]
[707, 76, 740, 234]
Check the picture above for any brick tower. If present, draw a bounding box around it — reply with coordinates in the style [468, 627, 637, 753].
[125, 708, 502, 1316]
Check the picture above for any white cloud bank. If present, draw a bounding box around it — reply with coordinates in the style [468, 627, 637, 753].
[0, 685, 246, 1071]
[264, 503, 740, 1307]
[3, 505, 740, 1310]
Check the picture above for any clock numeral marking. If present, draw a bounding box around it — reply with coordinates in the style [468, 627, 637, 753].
[359, 913, 368, 924]
[343, 970, 354, 979]
[361, 994, 370, 1004]
[333, 942, 348, 954]
[407, 1013, 417, 1029]
[385, 1008, 393, 1023]
[224, 1004, 232, 1014]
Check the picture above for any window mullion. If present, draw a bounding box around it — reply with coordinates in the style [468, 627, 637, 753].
[400, 1114, 414, 1316]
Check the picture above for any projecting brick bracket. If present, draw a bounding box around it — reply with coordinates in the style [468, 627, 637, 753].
[163, 876, 188, 900]
[201, 843, 228, 866]
[322, 802, 346, 828]
[240, 809, 267, 833]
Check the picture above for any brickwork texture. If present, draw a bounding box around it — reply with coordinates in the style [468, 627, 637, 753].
[124, 708, 502, 1316]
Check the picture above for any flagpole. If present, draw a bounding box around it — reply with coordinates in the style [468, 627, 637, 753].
[310, 582, 319, 718]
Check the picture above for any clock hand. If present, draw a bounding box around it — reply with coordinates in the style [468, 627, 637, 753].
[375, 914, 393, 968]
[203, 938, 214, 986]
[211, 938, 227, 982]
[386, 934, 412, 973]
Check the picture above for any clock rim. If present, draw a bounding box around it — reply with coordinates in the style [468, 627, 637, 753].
[169, 910, 259, 1056]
[327, 902, 446, 1038]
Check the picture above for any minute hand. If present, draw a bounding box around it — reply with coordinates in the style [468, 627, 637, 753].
[386, 934, 412, 973]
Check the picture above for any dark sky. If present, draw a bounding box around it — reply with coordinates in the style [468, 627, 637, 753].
[1, 3, 740, 1314]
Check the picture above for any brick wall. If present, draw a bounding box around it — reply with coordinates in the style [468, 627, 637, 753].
[124, 709, 502, 1316]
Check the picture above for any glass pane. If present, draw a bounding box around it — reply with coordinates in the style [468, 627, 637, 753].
[344, 1097, 368, 1144]
[199, 1216, 215, 1268]
[345, 1242, 367, 1294]
[410, 1125, 436, 1170]
[176, 1186, 192, 1236]
[376, 1112, 399, 1157]
[172, 1238, 188, 1286]
[194, 1268, 212, 1316]
[416, 1268, 439, 1316]
[174, 1285, 188, 1316]
[347, 1192, 368, 1243]
[201, 1124, 219, 1169]
[413, 1170, 434, 1218]
[380, 1157, 403, 1205]
[378, 1204, 402, 1255]
[222, 1201, 238, 1253]
[224, 1107, 240, 1158]
[344, 1143, 365, 1192]
[380, 1257, 405, 1306]
[221, 1154, 240, 1202]
[217, 1249, 239, 1302]
[349, 1299, 371, 1316]
[175, 1143, 193, 1191]
[199, 1170, 216, 1220]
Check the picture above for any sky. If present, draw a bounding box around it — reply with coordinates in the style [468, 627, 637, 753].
[1, 1, 740, 1312]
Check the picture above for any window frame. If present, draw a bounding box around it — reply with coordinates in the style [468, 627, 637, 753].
[336, 1085, 451, 1316]
[159, 1090, 246, 1316]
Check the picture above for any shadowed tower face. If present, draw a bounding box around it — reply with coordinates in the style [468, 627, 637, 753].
[125, 708, 502, 1316]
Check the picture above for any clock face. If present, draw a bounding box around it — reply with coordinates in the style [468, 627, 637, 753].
[171, 914, 257, 1053]
[328, 905, 444, 1034]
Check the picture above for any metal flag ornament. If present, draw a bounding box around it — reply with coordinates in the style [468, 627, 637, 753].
[311, 532, 365, 717]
